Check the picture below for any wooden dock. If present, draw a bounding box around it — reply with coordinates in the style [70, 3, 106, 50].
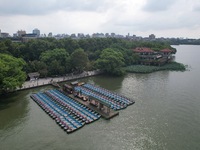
[67, 94, 119, 120]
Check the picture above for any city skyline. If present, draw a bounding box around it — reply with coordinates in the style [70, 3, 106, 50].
[0, 0, 200, 39]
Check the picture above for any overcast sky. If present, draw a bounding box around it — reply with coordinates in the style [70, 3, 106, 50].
[0, 0, 200, 38]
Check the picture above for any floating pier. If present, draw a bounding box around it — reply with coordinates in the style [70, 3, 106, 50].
[74, 83, 134, 110]
[30, 82, 135, 133]
[67, 93, 119, 120]
[31, 89, 101, 133]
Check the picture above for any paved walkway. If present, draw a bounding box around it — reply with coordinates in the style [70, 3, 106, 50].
[17, 70, 102, 91]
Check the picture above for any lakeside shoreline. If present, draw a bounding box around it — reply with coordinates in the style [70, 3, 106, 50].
[16, 70, 102, 91]
[17, 62, 186, 91]
[125, 62, 187, 73]
[14, 61, 187, 92]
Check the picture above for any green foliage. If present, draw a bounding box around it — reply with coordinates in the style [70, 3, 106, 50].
[26, 60, 48, 77]
[85, 61, 97, 71]
[0, 42, 9, 54]
[18, 39, 53, 61]
[125, 62, 186, 73]
[71, 48, 89, 73]
[0, 37, 180, 79]
[96, 48, 125, 76]
[0, 54, 26, 94]
[130, 41, 172, 50]
[40, 48, 71, 76]
[59, 38, 80, 54]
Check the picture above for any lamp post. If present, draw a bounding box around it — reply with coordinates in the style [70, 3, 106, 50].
[37, 73, 40, 86]
[37, 78, 39, 86]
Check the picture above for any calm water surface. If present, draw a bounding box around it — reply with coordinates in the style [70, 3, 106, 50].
[0, 45, 200, 150]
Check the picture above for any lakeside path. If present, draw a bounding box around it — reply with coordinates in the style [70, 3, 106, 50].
[17, 70, 102, 91]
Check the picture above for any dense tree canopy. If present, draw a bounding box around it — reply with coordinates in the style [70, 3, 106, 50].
[0, 37, 183, 95]
[71, 48, 89, 73]
[0, 54, 26, 94]
[0, 37, 176, 82]
[96, 48, 125, 75]
[40, 48, 71, 76]
[26, 60, 48, 77]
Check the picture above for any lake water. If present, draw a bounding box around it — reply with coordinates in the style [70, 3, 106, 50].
[0, 45, 200, 150]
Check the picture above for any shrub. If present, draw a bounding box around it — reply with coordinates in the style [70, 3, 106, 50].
[125, 62, 186, 73]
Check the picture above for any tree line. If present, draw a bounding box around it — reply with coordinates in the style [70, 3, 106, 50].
[0, 37, 174, 94]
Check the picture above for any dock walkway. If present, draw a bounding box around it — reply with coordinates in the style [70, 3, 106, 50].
[17, 70, 102, 91]
[67, 94, 119, 119]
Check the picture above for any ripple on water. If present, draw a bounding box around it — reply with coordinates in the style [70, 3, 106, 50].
[1, 45, 200, 150]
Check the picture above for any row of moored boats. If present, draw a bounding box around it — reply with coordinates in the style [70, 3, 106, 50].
[31, 89, 101, 133]
[74, 83, 134, 110]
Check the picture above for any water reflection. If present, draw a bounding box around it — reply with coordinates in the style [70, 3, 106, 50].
[87, 75, 125, 91]
[0, 92, 29, 141]
[1, 45, 200, 150]
[121, 71, 170, 98]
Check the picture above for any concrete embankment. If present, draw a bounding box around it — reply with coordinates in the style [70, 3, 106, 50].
[17, 70, 102, 91]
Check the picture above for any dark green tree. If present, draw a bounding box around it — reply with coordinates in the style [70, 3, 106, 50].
[71, 48, 89, 73]
[96, 48, 125, 76]
[0, 54, 26, 94]
[60, 38, 80, 54]
[40, 48, 71, 76]
[0, 41, 8, 54]
[27, 60, 48, 77]
[22, 39, 55, 61]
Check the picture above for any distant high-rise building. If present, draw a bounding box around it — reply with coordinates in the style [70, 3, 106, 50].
[22, 33, 37, 42]
[149, 34, 156, 39]
[17, 30, 26, 37]
[48, 32, 53, 37]
[111, 33, 115, 37]
[92, 33, 105, 38]
[132, 34, 137, 40]
[1, 32, 9, 38]
[105, 33, 109, 37]
[70, 33, 76, 38]
[78, 33, 85, 38]
[13, 33, 17, 37]
[0, 29, 9, 38]
[126, 33, 131, 39]
[33, 28, 40, 37]
[85, 34, 90, 38]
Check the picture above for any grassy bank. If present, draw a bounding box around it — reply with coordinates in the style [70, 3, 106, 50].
[125, 62, 186, 73]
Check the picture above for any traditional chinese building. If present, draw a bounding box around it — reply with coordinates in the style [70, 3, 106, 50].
[133, 47, 174, 66]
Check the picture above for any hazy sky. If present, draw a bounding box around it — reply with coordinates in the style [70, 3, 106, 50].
[0, 0, 200, 38]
